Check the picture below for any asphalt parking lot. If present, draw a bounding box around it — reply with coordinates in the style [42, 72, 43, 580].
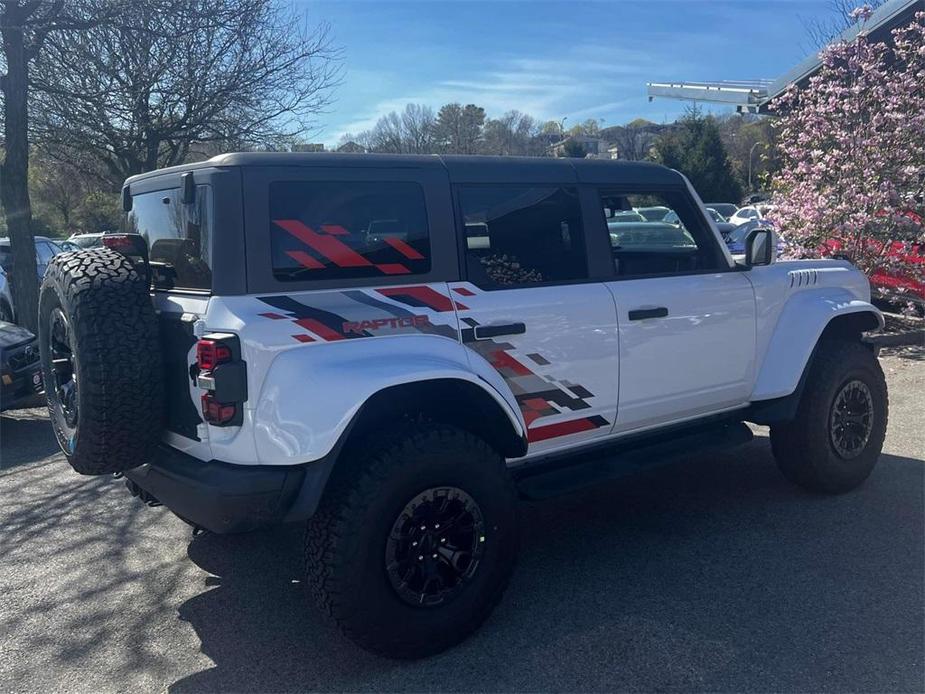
[1, 348, 923, 693]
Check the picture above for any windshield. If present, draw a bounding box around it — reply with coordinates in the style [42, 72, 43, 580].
[71, 235, 102, 249]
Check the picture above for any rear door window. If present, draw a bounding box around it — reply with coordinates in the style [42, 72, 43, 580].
[126, 186, 212, 291]
[458, 185, 587, 288]
[269, 180, 430, 281]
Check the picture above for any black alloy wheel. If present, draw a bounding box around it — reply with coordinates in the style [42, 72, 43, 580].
[385, 486, 486, 607]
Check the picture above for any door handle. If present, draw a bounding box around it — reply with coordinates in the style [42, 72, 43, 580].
[628, 307, 668, 321]
[473, 322, 526, 340]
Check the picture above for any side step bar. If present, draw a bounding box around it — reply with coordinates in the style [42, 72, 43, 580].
[513, 420, 753, 500]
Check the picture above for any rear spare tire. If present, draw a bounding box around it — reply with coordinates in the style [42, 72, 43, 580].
[38, 248, 164, 475]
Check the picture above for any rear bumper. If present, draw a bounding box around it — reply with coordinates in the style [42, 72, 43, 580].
[124, 446, 309, 534]
[1, 362, 43, 411]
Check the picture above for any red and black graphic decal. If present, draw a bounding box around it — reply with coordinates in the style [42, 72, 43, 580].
[274, 219, 426, 277]
[459, 311, 609, 443]
[257, 287, 460, 344]
[258, 295, 372, 342]
[527, 415, 610, 443]
[376, 286, 467, 312]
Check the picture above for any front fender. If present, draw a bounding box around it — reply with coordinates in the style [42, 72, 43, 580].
[251, 335, 525, 465]
[751, 288, 883, 400]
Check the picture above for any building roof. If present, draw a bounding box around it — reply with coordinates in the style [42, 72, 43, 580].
[647, 0, 924, 113]
[124, 152, 685, 187]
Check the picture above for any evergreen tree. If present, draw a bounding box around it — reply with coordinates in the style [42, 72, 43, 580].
[654, 108, 743, 203]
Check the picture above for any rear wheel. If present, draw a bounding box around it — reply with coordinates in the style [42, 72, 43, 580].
[770, 339, 888, 493]
[305, 421, 519, 659]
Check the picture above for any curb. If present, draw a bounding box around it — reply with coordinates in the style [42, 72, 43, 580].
[865, 330, 925, 348]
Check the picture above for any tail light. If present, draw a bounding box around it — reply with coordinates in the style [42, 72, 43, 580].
[201, 393, 237, 426]
[197, 339, 233, 371]
[195, 333, 246, 427]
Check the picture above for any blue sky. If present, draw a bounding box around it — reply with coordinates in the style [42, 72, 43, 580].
[303, 0, 836, 146]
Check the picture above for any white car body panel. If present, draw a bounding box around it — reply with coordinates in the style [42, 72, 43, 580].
[745, 259, 881, 400]
[160, 283, 527, 466]
[605, 271, 757, 432]
[250, 334, 521, 465]
[449, 281, 620, 458]
[154, 262, 881, 468]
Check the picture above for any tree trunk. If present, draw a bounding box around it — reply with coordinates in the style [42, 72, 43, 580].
[0, 4, 39, 332]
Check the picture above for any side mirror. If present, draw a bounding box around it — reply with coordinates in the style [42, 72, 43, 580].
[745, 227, 774, 267]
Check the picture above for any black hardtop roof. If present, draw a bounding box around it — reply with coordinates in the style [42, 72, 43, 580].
[124, 152, 685, 188]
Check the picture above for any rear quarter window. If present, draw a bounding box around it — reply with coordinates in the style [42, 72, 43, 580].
[269, 180, 431, 281]
[126, 186, 212, 291]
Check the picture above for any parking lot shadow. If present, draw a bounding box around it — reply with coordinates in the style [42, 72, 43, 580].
[171, 439, 925, 693]
[0, 409, 60, 472]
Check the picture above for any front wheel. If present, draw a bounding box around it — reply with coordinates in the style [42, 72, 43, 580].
[770, 339, 888, 494]
[305, 421, 519, 659]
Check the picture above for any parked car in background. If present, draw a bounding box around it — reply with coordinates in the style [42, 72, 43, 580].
[633, 205, 671, 222]
[724, 219, 783, 258]
[0, 320, 42, 410]
[67, 232, 106, 249]
[0, 267, 13, 323]
[0, 236, 68, 323]
[705, 203, 737, 219]
[608, 210, 647, 223]
[58, 240, 82, 252]
[728, 204, 777, 227]
[0, 236, 65, 281]
[665, 208, 735, 238]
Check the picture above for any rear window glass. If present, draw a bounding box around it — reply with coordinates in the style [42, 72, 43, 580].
[269, 180, 430, 281]
[125, 186, 212, 291]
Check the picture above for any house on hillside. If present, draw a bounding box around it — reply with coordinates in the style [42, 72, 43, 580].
[547, 135, 616, 159]
[336, 140, 366, 153]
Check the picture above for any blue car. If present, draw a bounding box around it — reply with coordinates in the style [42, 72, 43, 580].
[723, 220, 783, 257]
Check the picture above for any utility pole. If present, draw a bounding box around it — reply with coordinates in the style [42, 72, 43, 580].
[747, 141, 762, 193]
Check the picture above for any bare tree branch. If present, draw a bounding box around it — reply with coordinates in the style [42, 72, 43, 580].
[31, 0, 343, 188]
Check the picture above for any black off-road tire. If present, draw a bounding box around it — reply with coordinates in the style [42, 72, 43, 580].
[38, 248, 164, 475]
[305, 421, 519, 659]
[770, 339, 888, 494]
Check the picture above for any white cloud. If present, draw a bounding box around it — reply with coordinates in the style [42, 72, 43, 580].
[324, 40, 658, 145]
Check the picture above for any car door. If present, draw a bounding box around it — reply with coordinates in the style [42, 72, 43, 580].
[450, 183, 619, 456]
[598, 186, 756, 433]
[34, 242, 55, 279]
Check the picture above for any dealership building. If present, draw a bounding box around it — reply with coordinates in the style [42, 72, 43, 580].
[646, 0, 924, 113]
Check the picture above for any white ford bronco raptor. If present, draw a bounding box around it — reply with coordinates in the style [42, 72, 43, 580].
[38, 153, 887, 659]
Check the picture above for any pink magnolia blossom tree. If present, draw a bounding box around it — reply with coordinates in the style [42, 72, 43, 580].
[771, 9, 925, 305]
